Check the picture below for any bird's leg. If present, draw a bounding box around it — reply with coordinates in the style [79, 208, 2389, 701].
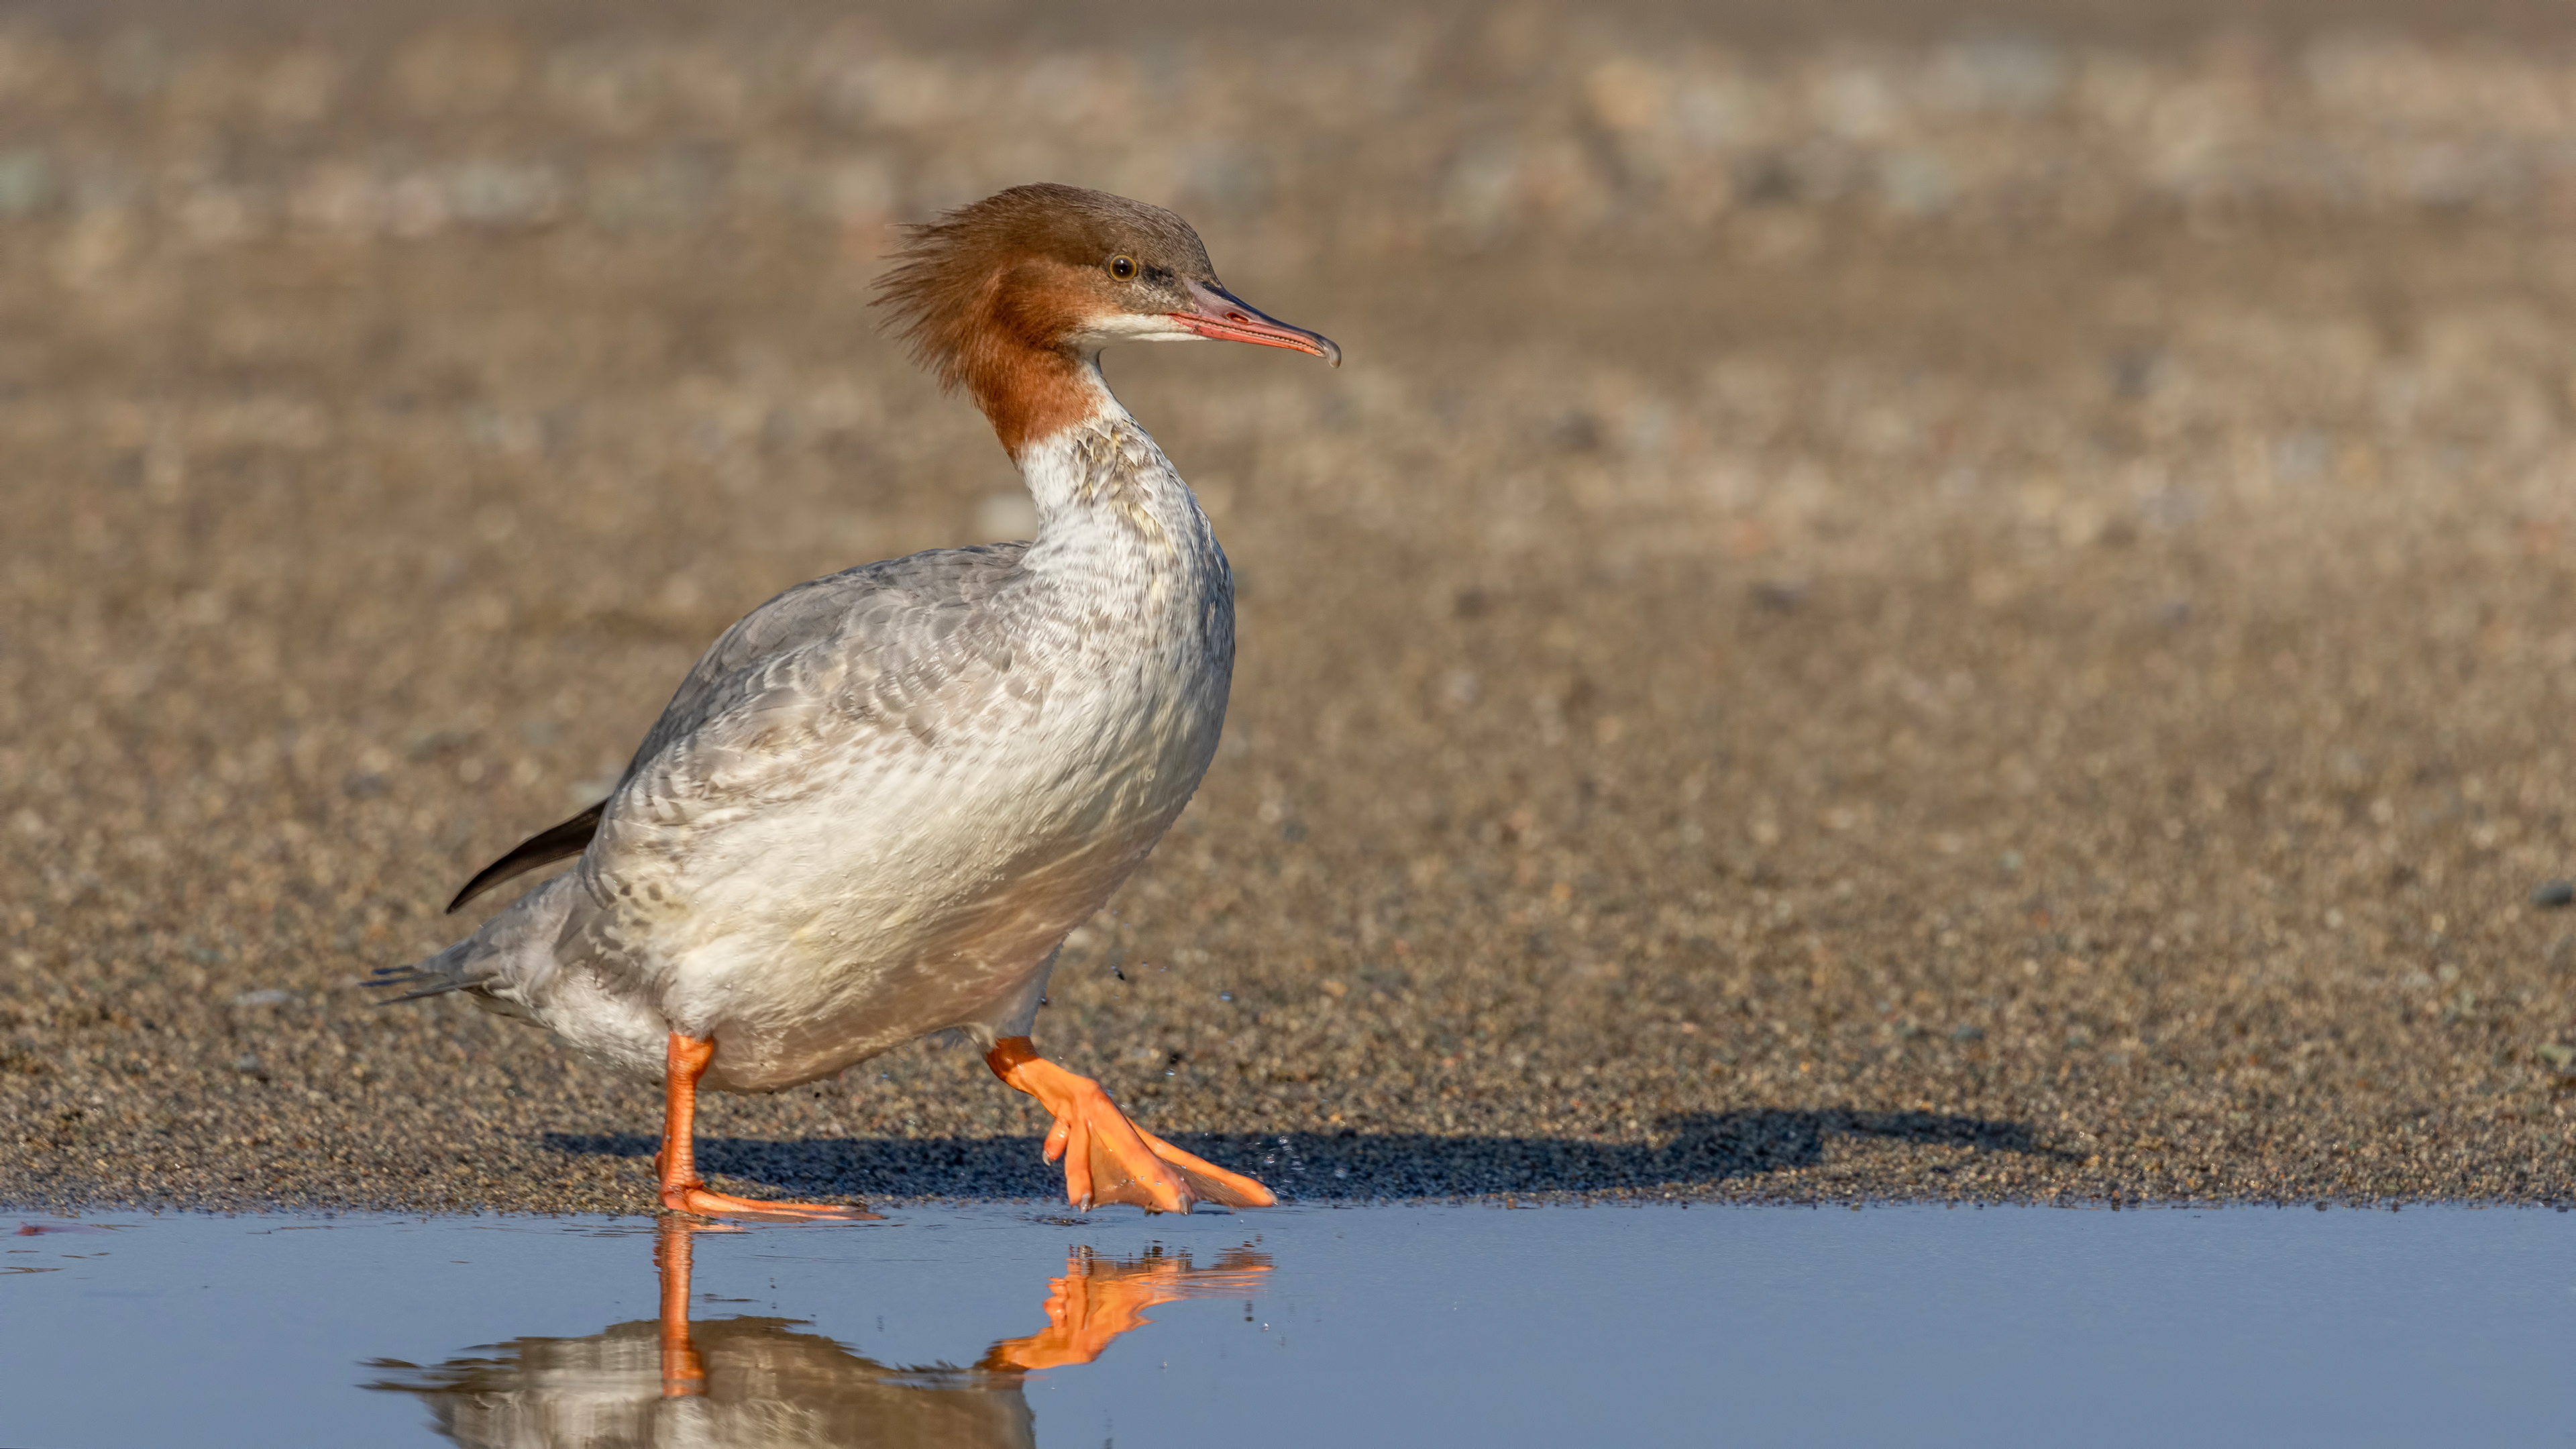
[658, 1031, 867, 1218]
[984, 1036, 1275, 1213]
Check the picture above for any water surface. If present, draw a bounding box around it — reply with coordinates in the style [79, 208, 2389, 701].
[3, 1203, 2569, 1447]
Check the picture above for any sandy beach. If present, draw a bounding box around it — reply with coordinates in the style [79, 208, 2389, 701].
[3, 0, 2573, 1212]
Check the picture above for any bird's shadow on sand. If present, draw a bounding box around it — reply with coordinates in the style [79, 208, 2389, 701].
[546, 1108, 2072, 1201]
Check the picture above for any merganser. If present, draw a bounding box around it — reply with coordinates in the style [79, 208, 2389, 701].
[370, 183, 1338, 1217]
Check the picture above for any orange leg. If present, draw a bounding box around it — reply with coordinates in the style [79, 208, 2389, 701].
[659, 1031, 866, 1218]
[985, 1036, 1275, 1214]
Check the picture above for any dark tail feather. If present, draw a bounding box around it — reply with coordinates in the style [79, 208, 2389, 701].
[364, 960, 474, 1005]
[364, 969, 455, 1005]
[447, 800, 606, 913]
[365, 928, 501, 1004]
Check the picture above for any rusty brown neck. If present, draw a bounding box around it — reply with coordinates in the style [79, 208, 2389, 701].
[964, 339, 1108, 462]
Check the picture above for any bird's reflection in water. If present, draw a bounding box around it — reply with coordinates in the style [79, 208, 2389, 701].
[365, 1218, 1272, 1448]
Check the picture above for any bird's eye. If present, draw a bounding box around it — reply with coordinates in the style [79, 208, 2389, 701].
[1108, 255, 1136, 281]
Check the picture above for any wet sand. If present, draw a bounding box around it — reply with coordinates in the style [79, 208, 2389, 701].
[3, 1, 2575, 1213]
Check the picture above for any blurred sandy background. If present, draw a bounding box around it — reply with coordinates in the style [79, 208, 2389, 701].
[4, 0, 2575, 1210]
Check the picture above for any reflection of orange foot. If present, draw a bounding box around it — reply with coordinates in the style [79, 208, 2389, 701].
[985, 1246, 1273, 1371]
[985, 1037, 1275, 1213]
[655, 1031, 875, 1220]
[655, 1219, 711, 1397]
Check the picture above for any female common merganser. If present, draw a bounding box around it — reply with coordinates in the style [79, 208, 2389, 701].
[372, 183, 1338, 1218]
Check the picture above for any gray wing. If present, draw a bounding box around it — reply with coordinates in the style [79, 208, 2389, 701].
[615, 539, 1037, 808]
[444, 541, 1036, 912]
[547, 534, 1047, 965]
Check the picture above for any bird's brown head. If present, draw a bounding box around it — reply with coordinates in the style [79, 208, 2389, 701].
[874, 183, 1338, 458]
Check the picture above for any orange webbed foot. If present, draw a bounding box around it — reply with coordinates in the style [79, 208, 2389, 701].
[1060, 1118, 1277, 1212]
[657, 1183, 875, 1220]
[987, 1037, 1277, 1213]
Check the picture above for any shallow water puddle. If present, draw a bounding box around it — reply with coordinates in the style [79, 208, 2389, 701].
[1, 1203, 2569, 1447]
